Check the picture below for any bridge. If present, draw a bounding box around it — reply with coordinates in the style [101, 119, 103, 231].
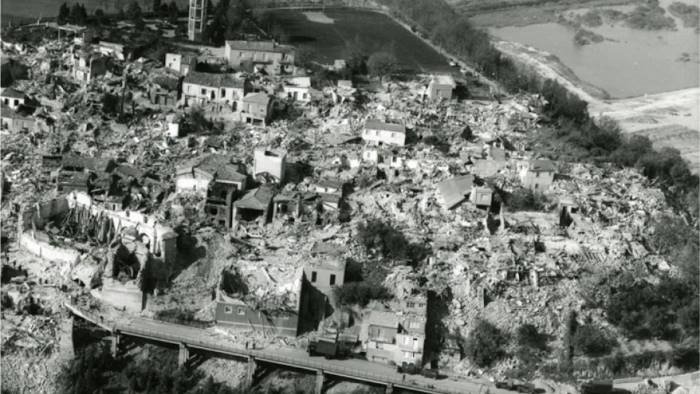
[66, 303, 509, 394]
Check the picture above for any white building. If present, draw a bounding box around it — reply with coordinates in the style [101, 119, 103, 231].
[282, 76, 311, 102]
[519, 159, 556, 191]
[254, 148, 287, 182]
[165, 53, 196, 75]
[182, 72, 249, 109]
[0, 88, 26, 110]
[362, 119, 406, 147]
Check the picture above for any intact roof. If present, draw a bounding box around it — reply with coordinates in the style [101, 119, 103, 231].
[285, 76, 310, 88]
[1, 87, 25, 99]
[365, 119, 405, 133]
[225, 40, 294, 54]
[183, 71, 245, 88]
[180, 154, 247, 183]
[529, 159, 556, 172]
[234, 185, 275, 211]
[243, 92, 270, 105]
[431, 74, 456, 87]
[437, 174, 474, 209]
[367, 310, 399, 328]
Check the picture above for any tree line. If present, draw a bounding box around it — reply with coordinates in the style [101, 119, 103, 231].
[57, 0, 180, 26]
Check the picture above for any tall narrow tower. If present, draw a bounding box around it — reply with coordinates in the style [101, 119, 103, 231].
[188, 0, 207, 41]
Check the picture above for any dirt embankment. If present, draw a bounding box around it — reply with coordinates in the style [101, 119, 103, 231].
[495, 39, 700, 173]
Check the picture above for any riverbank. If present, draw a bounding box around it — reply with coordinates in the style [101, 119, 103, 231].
[464, 0, 641, 27]
[496, 38, 700, 173]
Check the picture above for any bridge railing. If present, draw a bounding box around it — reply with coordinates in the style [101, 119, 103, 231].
[117, 322, 467, 394]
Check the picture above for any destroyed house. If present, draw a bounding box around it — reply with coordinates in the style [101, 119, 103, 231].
[273, 191, 320, 221]
[253, 148, 286, 182]
[282, 77, 311, 102]
[0, 87, 26, 110]
[364, 311, 400, 364]
[224, 40, 295, 75]
[183, 72, 249, 109]
[472, 159, 505, 178]
[233, 184, 275, 224]
[175, 155, 248, 228]
[215, 263, 305, 337]
[1, 105, 35, 132]
[470, 186, 493, 208]
[520, 159, 556, 191]
[303, 256, 345, 297]
[55, 155, 114, 194]
[165, 53, 196, 75]
[362, 293, 428, 368]
[427, 75, 456, 101]
[149, 76, 180, 107]
[71, 50, 108, 84]
[362, 120, 406, 147]
[437, 174, 474, 210]
[310, 178, 345, 197]
[239, 92, 272, 126]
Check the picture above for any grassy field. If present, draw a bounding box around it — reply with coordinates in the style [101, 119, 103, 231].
[268, 9, 452, 73]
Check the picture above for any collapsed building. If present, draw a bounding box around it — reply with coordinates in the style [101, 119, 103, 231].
[17, 191, 177, 311]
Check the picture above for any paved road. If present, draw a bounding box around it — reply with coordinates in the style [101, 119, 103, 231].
[115, 316, 509, 394]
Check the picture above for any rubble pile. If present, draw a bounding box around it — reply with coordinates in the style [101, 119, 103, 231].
[1, 18, 693, 393]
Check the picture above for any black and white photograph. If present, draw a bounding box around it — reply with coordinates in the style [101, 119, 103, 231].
[0, 0, 698, 393]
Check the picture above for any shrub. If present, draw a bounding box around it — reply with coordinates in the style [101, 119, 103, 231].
[464, 320, 507, 367]
[356, 219, 429, 264]
[517, 324, 548, 351]
[334, 282, 391, 307]
[507, 188, 549, 211]
[573, 324, 617, 357]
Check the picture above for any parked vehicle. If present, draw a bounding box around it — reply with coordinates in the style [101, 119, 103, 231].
[397, 362, 421, 374]
[581, 380, 613, 394]
[307, 337, 349, 359]
[396, 363, 442, 379]
[496, 379, 536, 393]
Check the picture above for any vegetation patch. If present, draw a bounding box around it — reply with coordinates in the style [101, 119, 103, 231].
[668, 2, 700, 28]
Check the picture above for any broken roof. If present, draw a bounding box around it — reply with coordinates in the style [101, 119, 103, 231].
[225, 40, 294, 53]
[183, 71, 245, 89]
[234, 185, 275, 211]
[304, 254, 346, 272]
[530, 159, 556, 172]
[437, 174, 474, 209]
[366, 310, 399, 328]
[243, 92, 270, 105]
[365, 119, 405, 133]
[153, 76, 179, 91]
[473, 159, 505, 178]
[0, 105, 33, 119]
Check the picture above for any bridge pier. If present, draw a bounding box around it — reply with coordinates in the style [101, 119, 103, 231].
[178, 343, 189, 367]
[244, 356, 257, 388]
[385, 383, 393, 394]
[110, 334, 121, 358]
[314, 369, 324, 394]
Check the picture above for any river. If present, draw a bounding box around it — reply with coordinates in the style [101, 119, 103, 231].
[489, 4, 699, 98]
